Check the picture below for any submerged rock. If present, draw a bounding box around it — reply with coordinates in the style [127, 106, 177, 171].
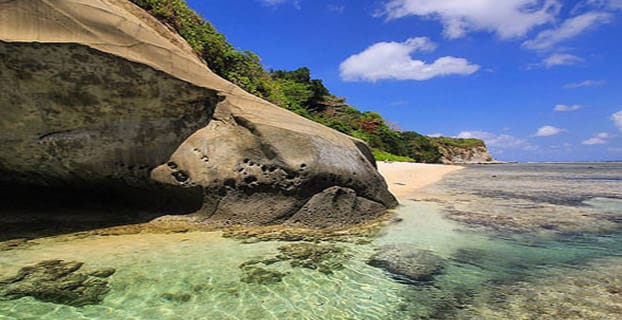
[160, 292, 192, 303]
[368, 245, 445, 283]
[239, 242, 350, 282]
[240, 266, 288, 285]
[276, 243, 349, 274]
[0, 260, 115, 306]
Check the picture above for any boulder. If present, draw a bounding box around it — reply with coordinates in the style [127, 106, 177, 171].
[368, 245, 445, 283]
[0, 0, 397, 228]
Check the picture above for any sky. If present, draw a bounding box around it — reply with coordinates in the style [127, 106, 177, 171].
[187, 0, 622, 162]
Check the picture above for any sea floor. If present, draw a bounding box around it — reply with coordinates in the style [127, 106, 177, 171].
[1, 164, 621, 319]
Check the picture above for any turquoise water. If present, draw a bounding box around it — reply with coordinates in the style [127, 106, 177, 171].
[1, 163, 621, 319]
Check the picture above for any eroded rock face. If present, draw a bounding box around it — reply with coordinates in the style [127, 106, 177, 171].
[437, 144, 494, 164]
[0, 0, 397, 228]
[0, 41, 217, 210]
[150, 102, 397, 227]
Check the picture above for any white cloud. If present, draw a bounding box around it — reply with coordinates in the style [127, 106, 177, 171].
[260, 0, 286, 5]
[427, 133, 443, 138]
[523, 12, 612, 50]
[612, 110, 622, 131]
[581, 0, 622, 10]
[583, 132, 610, 145]
[340, 37, 479, 82]
[456, 131, 531, 149]
[380, 0, 560, 39]
[543, 53, 583, 67]
[259, 0, 301, 9]
[554, 104, 582, 111]
[327, 4, 345, 13]
[563, 80, 607, 89]
[535, 125, 565, 136]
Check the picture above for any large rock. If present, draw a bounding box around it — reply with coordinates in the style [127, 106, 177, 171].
[0, 0, 397, 227]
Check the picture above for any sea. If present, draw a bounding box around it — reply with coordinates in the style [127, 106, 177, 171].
[1, 163, 621, 319]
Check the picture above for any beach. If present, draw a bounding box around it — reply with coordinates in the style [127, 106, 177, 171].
[377, 162, 464, 200]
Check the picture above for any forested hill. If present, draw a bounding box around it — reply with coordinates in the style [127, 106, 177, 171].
[131, 0, 492, 163]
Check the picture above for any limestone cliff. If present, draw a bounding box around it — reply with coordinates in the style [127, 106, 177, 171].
[0, 0, 397, 229]
[432, 139, 494, 164]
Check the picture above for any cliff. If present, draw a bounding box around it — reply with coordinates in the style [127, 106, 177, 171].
[0, 0, 397, 230]
[431, 138, 494, 164]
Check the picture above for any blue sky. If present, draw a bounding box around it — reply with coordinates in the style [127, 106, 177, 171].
[187, 0, 622, 162]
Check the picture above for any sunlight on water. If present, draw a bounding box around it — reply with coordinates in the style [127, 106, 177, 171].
[1, 163, 621, 319]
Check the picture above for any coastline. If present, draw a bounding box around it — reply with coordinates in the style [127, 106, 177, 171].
[377, 161, 464, 201]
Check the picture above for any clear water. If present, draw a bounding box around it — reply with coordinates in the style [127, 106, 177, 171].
[1, 163, 621, 319]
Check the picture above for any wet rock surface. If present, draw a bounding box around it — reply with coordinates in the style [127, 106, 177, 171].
[0, 260, 115, 306]
[368, 245, 445, 283]
[240, 266, 289, 285]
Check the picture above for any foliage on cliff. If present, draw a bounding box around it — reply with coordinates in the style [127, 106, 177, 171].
[131, 0, 488, 163]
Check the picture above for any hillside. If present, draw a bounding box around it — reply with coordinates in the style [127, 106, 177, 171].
[131, 0, 493, 164]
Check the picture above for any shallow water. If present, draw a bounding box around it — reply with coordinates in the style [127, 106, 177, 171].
[1, 163, 621, 319]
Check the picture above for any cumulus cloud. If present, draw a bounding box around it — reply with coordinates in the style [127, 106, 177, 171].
[427, 133, 443, 138]
[612, 110, 622, 131]
[456, 131, 531, 149]
[543, 53, 583, 67]
[609, 0, 622, 9]
[535, 125, 566, 136]
[339, 37, 480, 82]
[554, 104, 582, 111]
[563, 80, 607, 89]
[380, 0, 560, 39]
[579, 0, 622, 11]
[523, 12, 612, 50]
[582, 132, 610, 145]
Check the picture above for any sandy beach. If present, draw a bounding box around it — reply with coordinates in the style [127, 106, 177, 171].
[377, 162, 464, 201]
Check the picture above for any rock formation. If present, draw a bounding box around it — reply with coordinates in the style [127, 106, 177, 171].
[0, 260, 115, 306]
[368, 245, 445, 283]
[0, 0, 396, 228]
[436, 143, 494, 164]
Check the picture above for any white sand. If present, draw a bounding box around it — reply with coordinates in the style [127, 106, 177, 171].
[377, 162, 464, 201]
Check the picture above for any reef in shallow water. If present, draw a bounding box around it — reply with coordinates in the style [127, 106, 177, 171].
[0, 260, 115, 307]
[238, 242, 351, 285]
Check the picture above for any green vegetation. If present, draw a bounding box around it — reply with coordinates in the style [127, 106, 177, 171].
[131, 0, 487, 163]
[372, 150, 415, 162]
[431, 137, 485, 148]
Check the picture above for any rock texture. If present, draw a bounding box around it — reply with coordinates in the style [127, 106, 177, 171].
[0, 0, 396, 228]
[0, 260, 115, 306]
[368, 245, 445, 283]
[436, 144, 494, 164]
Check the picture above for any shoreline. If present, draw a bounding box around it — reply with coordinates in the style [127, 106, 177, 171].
[0, 162, 464, 247]
[377, 161, 464, 201]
